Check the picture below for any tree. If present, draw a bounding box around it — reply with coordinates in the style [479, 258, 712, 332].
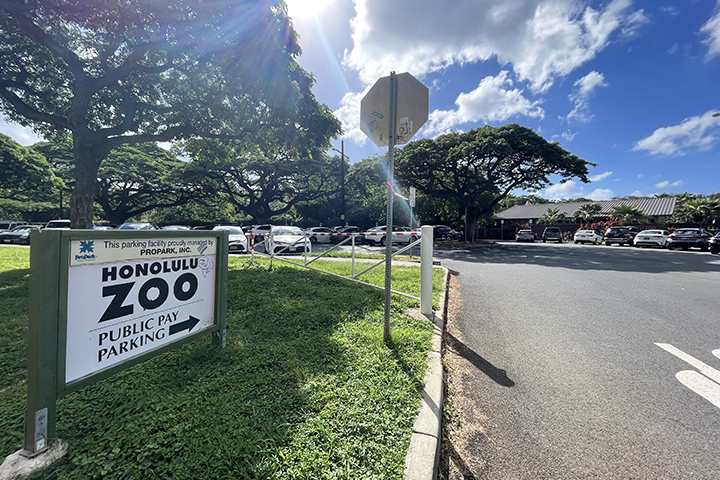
[670, 197, 720, 227]
[538, 207, 567, 225]
[0, 133, 59, 219]
[0, 0, 338, 227]
[608, 204, 647, 224]
[184, 137, 341, 224]
[396, 124, 594, 240]
[575, 202, 602, 223]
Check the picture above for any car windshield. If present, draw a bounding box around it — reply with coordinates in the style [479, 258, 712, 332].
[577, 230, 594, 234]
[640, 230, 662, 235]
[214, 226, 244, 234]
[10, 226, 35, 233]
[676, 229, 699, 235]
[119, 223, 152, 230]
[518, 230, 532, 234]
[272, 226, 303, 235]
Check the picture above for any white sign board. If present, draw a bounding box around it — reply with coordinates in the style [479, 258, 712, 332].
[360, 72, 429, 147]
[65, 237, 218, 383]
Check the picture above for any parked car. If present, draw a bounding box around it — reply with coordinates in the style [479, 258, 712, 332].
[363, 226, 420, 245]
[44, 219, 71, 229]
[573, 229, 602, 245]
[666, 228, 713, 251]
[0, 220, 27, 232]
[248, 224, 272, 242]
[93, 225, 115, 230]
[603, 226, 639, 246]
[433, 225, 462, 241]
[162, 225, 190, 230]
[332, 226, 362, 243]
[213, 225, 248, 254]
[710, 232, 720, 254]
[515, 229, 535, 242]
[117, 222, 157, 230]
[266, 226, 311, 255]
[542, 227, 563, 243]
[304, 226, 335, 244]
[0, 225, 41, 245]
[633, 229, 670, 248]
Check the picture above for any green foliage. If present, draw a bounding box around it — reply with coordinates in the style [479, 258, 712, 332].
[537, 207, 568, 225]
[0, 134, 58, 202]
[575, 202, 603, 222]
[0, 0, 339, 227]
[0, 250, 440, 479]
[396, 124, 594, 239]
[669, 196, 720, 227]
[607, 204, 648, 224]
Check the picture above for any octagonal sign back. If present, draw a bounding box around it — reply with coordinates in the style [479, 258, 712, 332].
[360, 72, 429, 147]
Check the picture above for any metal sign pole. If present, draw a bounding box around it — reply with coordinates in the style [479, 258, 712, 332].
[384, 72, 397, 344]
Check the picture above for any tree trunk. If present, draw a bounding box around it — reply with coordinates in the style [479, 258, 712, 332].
[70, 136, 106, 229]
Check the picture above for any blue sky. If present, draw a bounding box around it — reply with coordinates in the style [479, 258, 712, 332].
[2, 0, 719, 201]
[283, 0, 720, 200]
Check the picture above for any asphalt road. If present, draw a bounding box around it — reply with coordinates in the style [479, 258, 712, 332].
[437, 242, 720, 479]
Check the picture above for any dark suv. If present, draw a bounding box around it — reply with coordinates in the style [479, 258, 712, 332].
[542, 227, 563, 243]
[603, 226, 639, 246]
[667, 228, 713, 251]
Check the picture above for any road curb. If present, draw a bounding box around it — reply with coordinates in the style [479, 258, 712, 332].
[403, 266, 449, 480]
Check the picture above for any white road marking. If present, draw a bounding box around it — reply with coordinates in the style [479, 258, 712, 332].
[676, 370, 720, 409]
[655, 343, 720, 385]
[656, 343, 720, 410]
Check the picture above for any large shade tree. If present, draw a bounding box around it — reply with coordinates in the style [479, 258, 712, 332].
[396, 124, 594, 239]
[0, 0, 336, 227]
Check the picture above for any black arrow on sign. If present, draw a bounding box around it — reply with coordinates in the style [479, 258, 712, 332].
[169, 315, 200, 335]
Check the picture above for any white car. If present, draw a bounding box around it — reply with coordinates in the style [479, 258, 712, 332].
[266, 225, 311, 255]
[213, 225, 249, 253]
[362, 226, 420, 245]
[573, 229, 602, 245]
[633, 229, 670, 248]
[304, 226, 335, 244]
[515, 229, 535, 242]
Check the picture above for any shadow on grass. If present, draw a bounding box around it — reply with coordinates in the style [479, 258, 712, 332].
[2, 260, 430, 480]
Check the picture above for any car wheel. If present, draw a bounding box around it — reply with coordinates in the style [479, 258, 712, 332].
[542, 239, 546, 243]
[701, 245, 709, 252]
[605, 241, 611, 246]
[574, 241, 579, 244]
[411, 235, 417, 242]
[682, 247, 688, 251]
[667, 244, 674, 250]
[309, 236, 317, 244]
[379, 236, 386, 246]
[711, 248, 719, 254]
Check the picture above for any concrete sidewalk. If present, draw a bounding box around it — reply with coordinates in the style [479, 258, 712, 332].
[403, 267, 449, 480]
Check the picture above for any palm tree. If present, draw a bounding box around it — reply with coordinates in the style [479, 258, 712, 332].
[538, 207, 567, 225]
[608, 204, 647, 225]
[675, 198, 720, 228]
[575, 203, 602, 223]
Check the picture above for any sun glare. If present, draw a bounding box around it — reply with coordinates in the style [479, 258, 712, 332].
[285, 0, 332, 20]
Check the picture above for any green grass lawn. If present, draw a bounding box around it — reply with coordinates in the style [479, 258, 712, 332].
[0, 247, 444, 479]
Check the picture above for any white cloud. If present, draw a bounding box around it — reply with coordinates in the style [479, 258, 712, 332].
[654, 180, 683, 189]
[700, 2, 720, 60]
[567, 71, 607, 122]
[425, 72, 544, 135]
[589, 171, 612, 182]
[630, 190, 643, 196]
[544, 180, 614, 200]
[335, 91, 369, 145]
[0, 118, 44, 145]
[587, 188, 614, 200]
[344, 0, 643, 93]
[636, 174, 644, 179]
[544, 180, 584, 200]
[632, 111, 720, 156]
